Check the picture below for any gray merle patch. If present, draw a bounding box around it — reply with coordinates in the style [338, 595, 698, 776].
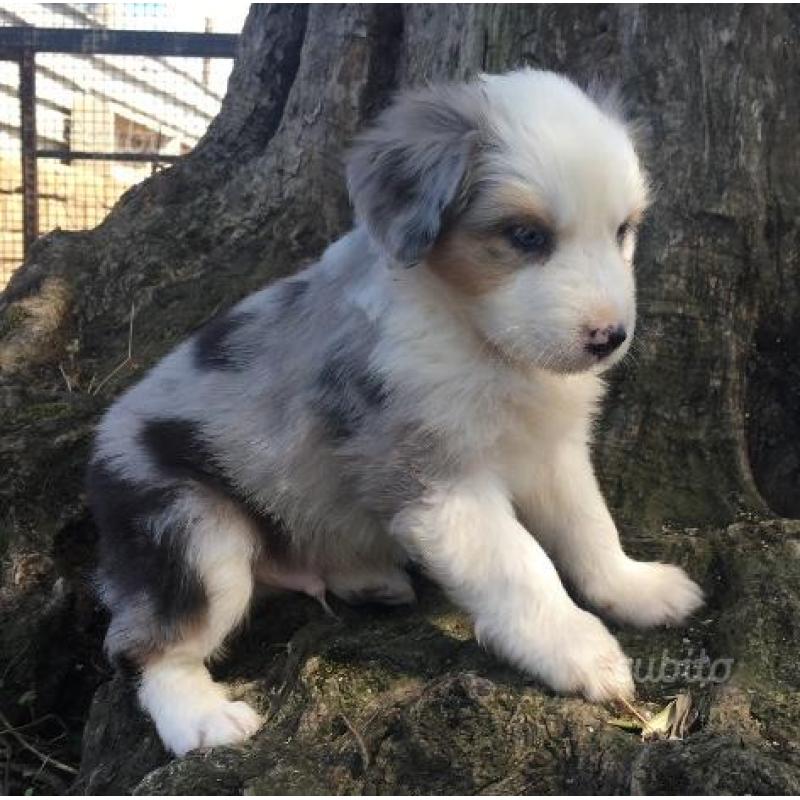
[193, 310, 255, 371]
[278, 279, 309, 314]
[139, 417, 292, 557]
[87, 459, 208, 634]
[313, 351, 388, 441]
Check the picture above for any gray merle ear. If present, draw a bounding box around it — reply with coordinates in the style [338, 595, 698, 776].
[346, 84, 484, 266]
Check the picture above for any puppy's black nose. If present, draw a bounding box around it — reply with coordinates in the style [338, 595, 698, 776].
[586, 324, 627, 358]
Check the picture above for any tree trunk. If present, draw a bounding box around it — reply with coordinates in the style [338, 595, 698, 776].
[1, 4, 798, 794]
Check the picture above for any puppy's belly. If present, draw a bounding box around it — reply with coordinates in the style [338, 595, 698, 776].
[254, 558, 326, 598]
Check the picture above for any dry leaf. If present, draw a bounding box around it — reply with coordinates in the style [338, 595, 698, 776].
[608, 693, 696, 741]
[643, 693, 696, 740]
[607, 716, 643, 732]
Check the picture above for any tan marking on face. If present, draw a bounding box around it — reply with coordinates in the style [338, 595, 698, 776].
[427, 181, 556, 297]
[426, 226, 517, 297]
[487, 183, 556, 230]
[627, 206, 645, 226]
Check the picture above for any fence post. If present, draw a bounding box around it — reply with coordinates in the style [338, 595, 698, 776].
[19, 48, 39, 258]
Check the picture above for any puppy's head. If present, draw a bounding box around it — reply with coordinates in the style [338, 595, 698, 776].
[347, 69, 650, 374]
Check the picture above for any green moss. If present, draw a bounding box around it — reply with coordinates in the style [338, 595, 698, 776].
[303, 650, 411, 718]
[427, 608, 473, 640]
[12, 401, 75, 425]
[749, 689, 800, 749]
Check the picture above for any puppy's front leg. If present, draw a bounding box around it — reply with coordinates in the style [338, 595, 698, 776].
[516, 440, 703, 629]
[392, 475, 633, 702]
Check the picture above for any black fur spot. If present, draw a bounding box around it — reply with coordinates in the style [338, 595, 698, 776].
[314, 353, 388, 442]
[140, 417, 223, 486]
[140, 417, 291, 557]
[356, 370, 388, 409]
[193, 310, 254, 371]
[86, 460, 208, 635]
[277, 279, 309, 314]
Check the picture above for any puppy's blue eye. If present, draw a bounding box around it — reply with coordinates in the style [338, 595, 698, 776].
[507, 225, 551, 255]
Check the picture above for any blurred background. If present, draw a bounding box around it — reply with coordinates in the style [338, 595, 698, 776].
[0, 2, 250, 286]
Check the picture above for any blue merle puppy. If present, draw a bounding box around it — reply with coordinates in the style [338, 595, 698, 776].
[87, 69, 703, 755]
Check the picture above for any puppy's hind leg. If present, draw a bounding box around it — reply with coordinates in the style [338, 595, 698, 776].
[140, 496, 264, 756]
[139, 654, 262, 757]
[98, 483, 263, 756]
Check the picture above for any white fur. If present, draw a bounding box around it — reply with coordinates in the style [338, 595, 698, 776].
[368, 70, 700, 701]
[139, 657, 262, 756]
[463, 72, 646, 373]
[392, 474, 634, 701]
[92, 69, 704, 756]
[138, 495, 261, 755]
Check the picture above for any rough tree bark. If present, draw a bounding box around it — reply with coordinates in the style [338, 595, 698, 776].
[0, 4, 798, 794]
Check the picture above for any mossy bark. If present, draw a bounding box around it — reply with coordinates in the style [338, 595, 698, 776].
[1, 4, 798, 794]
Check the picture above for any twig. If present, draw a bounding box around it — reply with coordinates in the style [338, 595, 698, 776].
[332, 684, 370, 769]
[89, 357, 130, 396]
[90, 301, 136, 396]
[0, 714, 67, 737]
[614, 695, 649, 726]
[58, 363, 73, 393]
[337, 710, 370, 770]
[0, 711, 77, 776]
[126, 300, 135, 360]
[7, 759, 66, 793]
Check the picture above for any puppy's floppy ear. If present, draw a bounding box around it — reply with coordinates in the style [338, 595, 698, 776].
[346, 84, 484, 266]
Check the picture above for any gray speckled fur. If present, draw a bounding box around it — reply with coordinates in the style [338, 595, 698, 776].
[88, 70, 650, 680]
[89, 81, 494, 662]
[89, 225, 453, 657]
[346, 82, 487, 264]
[87, 70, 682, 757]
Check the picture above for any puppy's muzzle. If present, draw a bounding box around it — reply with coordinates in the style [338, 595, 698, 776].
[585, 324, 627, 358]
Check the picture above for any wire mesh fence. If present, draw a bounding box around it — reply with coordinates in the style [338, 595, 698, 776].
[0, 2, 247, 287]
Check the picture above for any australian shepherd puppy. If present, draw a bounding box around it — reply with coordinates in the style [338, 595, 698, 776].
[87, 69, 703, 756]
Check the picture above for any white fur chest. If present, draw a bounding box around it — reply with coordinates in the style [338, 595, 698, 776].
[489, 369, 605, 494]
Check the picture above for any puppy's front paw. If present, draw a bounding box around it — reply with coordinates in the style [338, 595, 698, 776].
[155, 696, 263, 757]
[596, 560, 704, 629]
[538, 610, 634, 703]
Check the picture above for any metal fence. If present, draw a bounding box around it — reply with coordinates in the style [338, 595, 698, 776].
[0, 3, 244, 287]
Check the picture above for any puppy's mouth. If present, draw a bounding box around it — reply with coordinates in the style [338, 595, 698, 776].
[586, 344, 630, 374]
[526, 349, 602, 376]
[586, 341, 621, 359]
[481, 330, 630, 376]
[538, 344, 628, 376]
